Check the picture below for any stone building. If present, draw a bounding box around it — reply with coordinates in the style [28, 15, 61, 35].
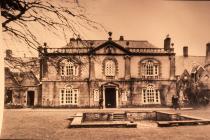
[176, 43, 210, 101]
[38, 34, 176, 108]
[5, 33, 210, 108]
[4, 50, 41, 106]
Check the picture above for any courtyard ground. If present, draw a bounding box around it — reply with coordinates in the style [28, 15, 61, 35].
[1, 107, 210, 140]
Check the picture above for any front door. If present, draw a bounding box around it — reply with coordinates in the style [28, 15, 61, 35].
[5, 90, 13, 104]
[27, 91, 35, 106]
[105, 87, 116, 108]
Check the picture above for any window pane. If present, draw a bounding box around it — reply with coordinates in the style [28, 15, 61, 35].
[60, 87, 79, 105]
[142, 85, 160, 104]
[105, 60, 115, 76]
[61, 66, 65, 76]
[141, 60, 159, 78]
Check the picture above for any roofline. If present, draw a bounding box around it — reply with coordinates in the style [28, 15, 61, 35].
[69, 39, 149, 42]
[88, 40, 130, 54]
[45, 52, 175, 56]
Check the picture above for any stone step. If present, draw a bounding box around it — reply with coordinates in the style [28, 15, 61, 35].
[157, 120, 210, 127]
[113, 113, 126, 121]
[113, 113, 125, 115]
[113, 115, 125, 117]
[113, 116, 124, 119]
[114, 114, 125, 116]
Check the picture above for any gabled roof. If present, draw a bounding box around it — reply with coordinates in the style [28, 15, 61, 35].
[4, 56, 40, 81]
[5, 67, 39, 88]
[13, 71, 40, 86]
[5, 68, 20, 86]
[191, 65, 206, 74]
[89, 40, 130, 54]
[62, 40, 158, 49]
[175, 56, 206, 75]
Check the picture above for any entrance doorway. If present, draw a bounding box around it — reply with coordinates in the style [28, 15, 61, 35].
[105, 87, 116, 108]
[27, 91, 35, 106]
[5, 90, 13, 104]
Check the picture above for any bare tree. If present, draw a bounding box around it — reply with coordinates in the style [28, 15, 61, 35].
[1, 0, 105, 51]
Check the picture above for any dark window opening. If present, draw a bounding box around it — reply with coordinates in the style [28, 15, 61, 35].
[27, 91, 35, 106]
[5, 90, 13, 104]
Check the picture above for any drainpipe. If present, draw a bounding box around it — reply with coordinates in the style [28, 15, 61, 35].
[88, 56, 91, 107]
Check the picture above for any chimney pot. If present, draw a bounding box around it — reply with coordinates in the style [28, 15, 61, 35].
[164, 35, 171, 51]
[43, 42, 47, 47]
[119, 36, 124, 41]
[6, 49, 12, 58]
[70, 37, 76, 42]
[183, 46, 188, 57]
[206, 42, 210, 62]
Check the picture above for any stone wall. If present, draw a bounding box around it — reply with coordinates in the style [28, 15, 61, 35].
[41, 80, 176, 107]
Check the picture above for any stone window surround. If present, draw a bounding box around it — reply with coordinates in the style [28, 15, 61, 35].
[142, 84, 161, 104]
[58, 58, 81, 78]
[138, 58, 161, 79]
[102, 57, 119, 78]
[60, 85, 79, 105]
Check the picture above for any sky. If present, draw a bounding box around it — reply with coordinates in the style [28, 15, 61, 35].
[2, 0, 210, 56]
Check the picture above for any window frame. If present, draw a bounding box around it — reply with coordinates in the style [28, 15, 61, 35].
[142, 85, 160, 104]
[60, 60, 78, 77]
[60, 87, 79, 105]
[104, 60, 116, 77]
[141, 59, 159, 79]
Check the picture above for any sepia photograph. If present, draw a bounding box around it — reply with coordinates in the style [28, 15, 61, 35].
[1, 0, 210, 139]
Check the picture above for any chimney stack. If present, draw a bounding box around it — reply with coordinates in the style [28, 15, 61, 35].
[206, 42, 210, 62]
[6, 49, 12, 58]
[70, 37, 76, 42]
[164, 34, 171, 51]
[183, 46, 188, 57]
[76, 35, 82, 42]
[43, 42, 47, 47]
[119, 36, 124, 41]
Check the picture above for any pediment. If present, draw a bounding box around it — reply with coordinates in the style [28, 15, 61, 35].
[90, 40, 130, 55]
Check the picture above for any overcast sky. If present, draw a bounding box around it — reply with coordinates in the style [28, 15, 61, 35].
[2, 0, 210, 56]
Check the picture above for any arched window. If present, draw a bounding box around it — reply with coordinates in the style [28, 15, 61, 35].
[142, 84, 160, 104]
[60, 85, 79, 105]
[141, 59, 159, 79]
[60, 60, 78, 76]
[105, 60, 116, 76]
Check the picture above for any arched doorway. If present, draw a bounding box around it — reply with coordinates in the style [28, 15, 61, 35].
[102, 83, 119, 108]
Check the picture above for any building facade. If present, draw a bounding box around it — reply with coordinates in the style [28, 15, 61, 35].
[4, 51, 40, 107]
[5, 34, 210, 108]
[38, 34, 176, 108]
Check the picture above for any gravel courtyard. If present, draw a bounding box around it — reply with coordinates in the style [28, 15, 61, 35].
[1, 107, 210, 140]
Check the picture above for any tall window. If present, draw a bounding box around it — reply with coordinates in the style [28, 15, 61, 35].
[61, 60, 78, 77]
[66, 62, 74, 76]
[141, 59, 159, 78]
[142, 85, 160, 104]
[60, 86, 79, 105]
[105, 60, 115, 76]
